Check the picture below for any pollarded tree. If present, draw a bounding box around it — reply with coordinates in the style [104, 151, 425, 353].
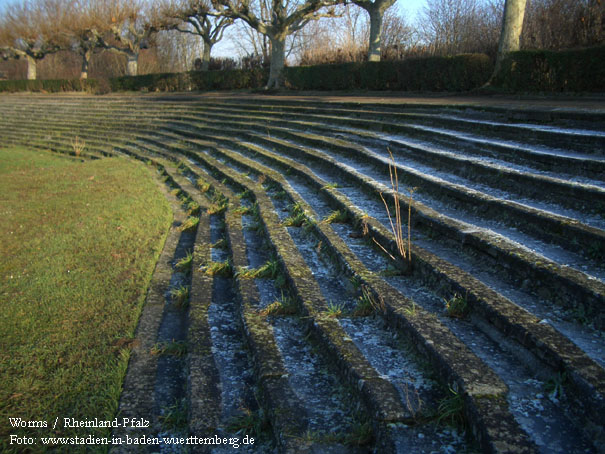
[89, 0, 165, 76]
[61, 0, 105, 79]
[212, 0, 344, 89]
[352, 0, 396, 61]
[0, 0, 66, 80]
[161, 0, 234, 71]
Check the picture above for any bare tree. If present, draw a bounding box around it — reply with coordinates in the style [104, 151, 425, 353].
[294, 5, 367, 65]
[380, 7, 419, 60]
[153, 29, 204, 71]
[419, 0, 480, 55]
[0, 0, 66, 80]
[161, 0, 233, 70]
[212, 0, 344, 88]
[87, 0, 164, 76]
[231, 20, 271, 64]
[339, 4, 368, 56]
[352, 0, 396, 61]
[59, 0, 106, 79]
[522, 0, 604, 50]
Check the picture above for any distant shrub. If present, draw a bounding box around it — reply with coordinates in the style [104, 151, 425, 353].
[204, 57, 238, 71]
[491, 46, 605, 92]
[0, 79, 98, 93]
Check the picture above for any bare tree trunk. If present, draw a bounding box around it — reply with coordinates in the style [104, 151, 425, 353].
[201, 41, 211, 71]
[368, 6, 384, 62]
[26, 56, 37, 80]
[126, 53, 139, 76]
[267, 35, 285, 89]
[80, 50, 91, 79]
[498, 0, 526, 54]
[493, 0, 527, 75]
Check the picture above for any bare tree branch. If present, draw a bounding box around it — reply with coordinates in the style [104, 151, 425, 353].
[212, 0, 345, 87]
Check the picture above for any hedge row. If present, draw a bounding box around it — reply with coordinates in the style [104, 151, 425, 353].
[107, 54, 493, 93]
[283, 54, 493, 91]
[491, 46, 605, 92]
[0, 78, 98, 93]
[109, 68, 268, 92]
[1, 48, 602, 94]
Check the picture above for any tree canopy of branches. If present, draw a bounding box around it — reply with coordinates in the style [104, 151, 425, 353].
[59, 0, 106, 79]
[0, 0, 67, 79]
[161, 0, 234, 71]
[86, 0, 165, 76]
[522, 0, 604, 50]
[212, 0, 344, 88]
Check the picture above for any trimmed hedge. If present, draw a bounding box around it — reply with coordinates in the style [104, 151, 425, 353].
[109, 68, 268, 92]
[108, 54, 492, 93]
[0, 79, 98, 93]
[283, 54, 493, 91]
[5, 48, 600, 94]
[491, 46, 605, 92]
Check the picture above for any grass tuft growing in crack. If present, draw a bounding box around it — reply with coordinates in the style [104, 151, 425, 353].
[283, 203, 308, 227]
[323, 209, 349, 224]
[321, 182, 339, 190]
[545, 371, 567, 400]
[236, 259, 280, 280]
[160, 399, 188, 431]
[236, 189, 253, 200]
[198, 180, 211, 193]
[170, 285, 190, 309]
[201, 260, 233, 277]
[207, 193, 229, 215]
[346, 421, 374, 446]
[185, 200, 201, 216]
[174, 251, 193, 274]
[180, 215, 200, 232]
[326, 302, 345, 318]
[150, 340, 188, 357]
[436, 387, 466, 428]
[234, 202, 259, 217]
[226, 407, 270, 438]
[260, 294, 297, 316]
[353, 285, 385, 316]
[212, 238, 228, 249]
[281, 202, 318, 231]
[444, 293, 469, 319]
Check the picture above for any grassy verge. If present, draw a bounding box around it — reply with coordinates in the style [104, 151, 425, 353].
[0, 148, 173, 452]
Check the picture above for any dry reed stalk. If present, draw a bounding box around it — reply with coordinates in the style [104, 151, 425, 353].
[71, 136, 86, 157]
[373, 150, 416, 264]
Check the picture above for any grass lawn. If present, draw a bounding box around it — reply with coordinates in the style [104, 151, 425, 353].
[0, 148, 173, 452]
